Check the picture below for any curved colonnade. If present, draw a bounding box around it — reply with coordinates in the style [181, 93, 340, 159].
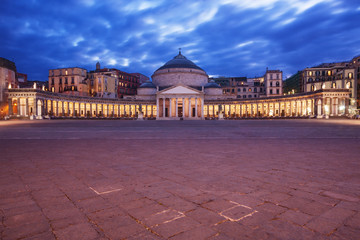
[6, 88, 350, 119]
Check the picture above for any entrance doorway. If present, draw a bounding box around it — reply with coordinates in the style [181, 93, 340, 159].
[178, 107, 183, 117]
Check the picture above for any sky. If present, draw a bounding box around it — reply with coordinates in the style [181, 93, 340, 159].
[1, 0, 360, 81]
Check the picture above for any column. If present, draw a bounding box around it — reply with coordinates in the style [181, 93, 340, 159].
[245, 104, 248, 117]
[195, 98, 198, 118]
[182, 98, 185, 117]
[169, 98, 172, 118]
[163, 98, 166, 118]
[156, 98, 159, 118]
[25, 98, 29, 116]
[129, 104, 132, 118]
[201, 98, 204, 119]
[112, 104, 115, 117]
[188, 98, 192, 118]
[8, 98, 13, 115]
[175, 98, 178, 118]
[123, 104, 126, 117]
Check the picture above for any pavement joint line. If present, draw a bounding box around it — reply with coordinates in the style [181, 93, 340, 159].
[89, 187, 122, 195]
[219, 200, 258, 222]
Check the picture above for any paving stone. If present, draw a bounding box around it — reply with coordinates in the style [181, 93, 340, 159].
[1, 120, 360, 240]
[202, 199, 238, 213]
[158, 195, 197, 212]
[54, 222, 100, 240]
[2, 221, 51, 240]
[255, 202, 287, 215]
[278, 209, 313, 226]
[152, 216, 200, 238]
[186, 207, 226, 226]
[170, 225, 217, 239]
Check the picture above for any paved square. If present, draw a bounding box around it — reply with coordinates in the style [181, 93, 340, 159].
[0, 119, 360, 239]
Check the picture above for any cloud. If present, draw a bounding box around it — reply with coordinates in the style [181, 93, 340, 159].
[0, 0, 358, 81]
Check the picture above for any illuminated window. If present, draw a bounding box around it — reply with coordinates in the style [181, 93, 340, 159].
[348, 72, 353, 79]
[332, 82, 336, 88]
[309, 71, 313, 76]
[248, 88, 252, 92]
[327, 71, 331, 76]
[322, 83, 325, 89]
[65, 70, 68, 75]
[311, 85, 315, 91]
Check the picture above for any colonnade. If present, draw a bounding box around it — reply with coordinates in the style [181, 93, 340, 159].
[205, 97, 348, 118]
[156, 97, 204, 119]
[8, 95, 156, 119]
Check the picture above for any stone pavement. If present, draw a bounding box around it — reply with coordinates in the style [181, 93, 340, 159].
[0, 119, 359, 240]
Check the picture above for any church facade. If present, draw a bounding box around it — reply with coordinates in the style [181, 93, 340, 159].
[5, 51, 352, 120]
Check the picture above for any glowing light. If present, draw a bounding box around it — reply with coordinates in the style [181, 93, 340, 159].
[33, 83, 37, 89]
[8, 84, 11, 89]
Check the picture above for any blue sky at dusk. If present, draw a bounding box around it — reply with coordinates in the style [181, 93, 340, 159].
[1, 0, 359, 81]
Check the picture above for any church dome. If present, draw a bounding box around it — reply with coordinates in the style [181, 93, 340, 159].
[139, 81, 156, 88]
[204, 80, 221, 88]
[156, 52, 204, 71]
[152, 50, 208, 87]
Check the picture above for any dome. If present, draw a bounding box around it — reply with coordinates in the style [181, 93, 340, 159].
[156, 51, 204, 71]
[151, 50, 208, 87]
[204, 80, 221, 88]
[139, 81, 156, 88]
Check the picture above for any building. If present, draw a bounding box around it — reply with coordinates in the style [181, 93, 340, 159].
[349, 55, 360, 108]
[6, 51, 353, 119]
[93, 62, 140, 98]
[0, 57, 17, 102]
[264, 69, 283, 96]
[131, 73, 150, 84]
[301, 62, 356, 111]
[48, 67, 88, 96]
[210, 70, 282, 99]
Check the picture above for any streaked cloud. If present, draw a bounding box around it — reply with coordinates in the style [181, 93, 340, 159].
[0, 0, 358, 81]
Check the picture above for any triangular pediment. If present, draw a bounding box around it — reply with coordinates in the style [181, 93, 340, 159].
[158, 85, 202, 95]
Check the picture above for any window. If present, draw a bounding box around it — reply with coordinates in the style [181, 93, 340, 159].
[65, 70, 68, 75]
[270, 82, 273, 87]
[332, 82, 336, 88]
[311, 85, 315, 91]
[243, 88, 246, 92]
[270, 89, 273, 94]
[276, 73, 279, 79]
[59, 78, 62, 84]
[248, 88, 251, 92]
[243, 95, 246, 98]
[248, 95, 252, 98]
[71, 77, 74, 84]
[348, 72, 353, 79]
[308, 78, 313, 82]
[51, 78, 54, 85]
[270, 74, 273, 80]
[232, 89, 235, 93]
[260, 88, 262, 92]
[309, 71, 313, 76]
[276, 89, 279, 94]
[238, 88, 241, 92]
[90, 80, 94, 86]
[254, 88, 257, 93]
[322, 83, 325, 89]
[327, 71, 331, 76]
[65, 77, 68, 84]
[276, 81, 279, 87]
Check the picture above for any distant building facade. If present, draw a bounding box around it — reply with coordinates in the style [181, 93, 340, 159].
[210, 69, 282, 99]
[301, 62, 356, 111]
[0, 57, 17, 102]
